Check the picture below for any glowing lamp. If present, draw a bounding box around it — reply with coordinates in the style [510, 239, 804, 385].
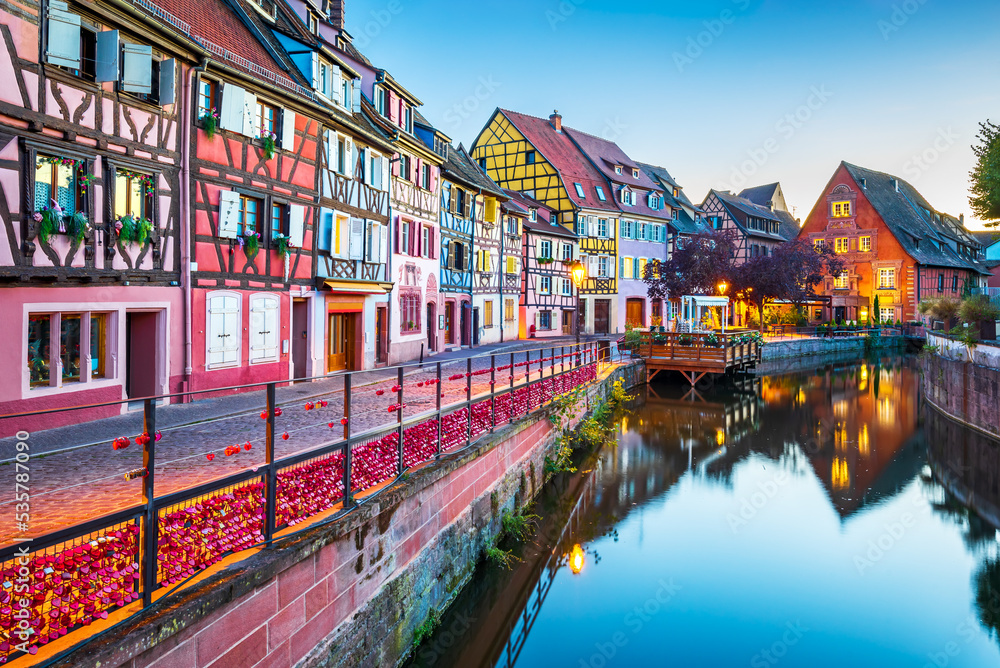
[571, 261, 586, 288]
[717, 281, 728, 295]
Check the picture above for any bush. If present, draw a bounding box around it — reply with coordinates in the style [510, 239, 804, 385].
[959, 295, 1000, 325]
[918, 297, 961, 324]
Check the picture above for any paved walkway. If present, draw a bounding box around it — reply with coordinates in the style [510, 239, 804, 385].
[0, 337, 608, 544]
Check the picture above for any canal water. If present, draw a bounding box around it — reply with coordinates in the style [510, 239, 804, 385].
[406, 356, 1000, 668]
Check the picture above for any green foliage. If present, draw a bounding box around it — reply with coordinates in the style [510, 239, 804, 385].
[918, 296, 961, 324]
[501, 508, 539, 543]
[412, 607, 441, 649]
[260, 131, 277, 160]
[37, 208, 59, 245]
[970, 119, 1000, 223]
[622, 328, 642, 351]
[959, 294, 1000, 325]
[485, 540, 520, 570]
[201, 108, 220, 140]
[273, 233, 293, 258]
[244, 231, 260, 256]
[66, 211, 88, 242]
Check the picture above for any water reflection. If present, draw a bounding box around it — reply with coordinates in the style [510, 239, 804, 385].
[408, 357, 1000, 668]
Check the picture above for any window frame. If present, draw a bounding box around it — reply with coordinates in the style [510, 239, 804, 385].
[859, 236, 872, 252]
[878, 268, 896, 290]
[573, 183, 585, 199]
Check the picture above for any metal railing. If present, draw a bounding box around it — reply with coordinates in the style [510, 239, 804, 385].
[0, 342, 604, 665]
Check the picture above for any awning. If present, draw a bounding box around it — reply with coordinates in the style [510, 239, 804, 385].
[318, 279, 394, 295]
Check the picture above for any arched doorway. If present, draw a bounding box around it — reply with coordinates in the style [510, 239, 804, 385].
[426, 302, 436, 352]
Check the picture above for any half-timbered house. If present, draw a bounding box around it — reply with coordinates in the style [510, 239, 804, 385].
[700, 185, 799, 265]
[514, 194, 578, 338]
[149, 0, 326, 391]
[799, 162, 989, 323]
[564, 128, 672, 330]
[280, 0, 396, 372]
[471, 109, 620, 335]
[436, 142, 473, 350]
[639, 161, 711, 257]
[0, 0, 189, 422]
[498, 191, 526, 342]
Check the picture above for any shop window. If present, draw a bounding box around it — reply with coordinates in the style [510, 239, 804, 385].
[27, 312, 107, 388]
[401, 291, 421, 333]
[27, 315, 51, 387]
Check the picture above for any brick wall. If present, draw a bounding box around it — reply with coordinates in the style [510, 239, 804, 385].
[59, 362, 642, 668]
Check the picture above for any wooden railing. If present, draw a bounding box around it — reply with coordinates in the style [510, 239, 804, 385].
[631, 331, 761, 373]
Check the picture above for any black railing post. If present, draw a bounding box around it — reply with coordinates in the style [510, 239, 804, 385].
[490, 354, 496, 433]
[396, 366, 404, 476]
[264, 382, 277, 543]
[435, 362, 443, 459]
[343, 373, 354, 507]
[141, 398, 157, 607]
[509, 352, 515, 418]
[466, 357, 472, 446]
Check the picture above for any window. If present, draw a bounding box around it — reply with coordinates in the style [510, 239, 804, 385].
[596, 186, 606, 202]
[27, 314, 52, 386]
[421, 226, 431, 258]
[952, 275, 959, 292]
[374, 86, 387, 116]
[249, 294, 279, 363]
[637, 222, 647, 241]
[859, 236, 871, 252]
[308, 12, 318, 33]
[615, 165, 622, 175]
[237, 195, 260, 236]
[421, 164, 431, 190]
[620, 220, 632, 239]
[637, 258, 647, 279]
[561, 243, 573, 261]
[632, 168, 640, 178]
[598, 256, 610, 278]
[538, 311, 552, 330]
[506, 216, 519, 236]
[451, 241, 465, 270]
[398, 155, 410, 182]
[834, 272, 849, 289]
[880, 307, 894, 323]
[27, 312, 109, 387]
[89, 313, 106, 379]
[597, 218, 608, 238]
[401, 292, 421, 333]
[484, 301, 494, 328]
[403, 105, 413, 133]
[539, 239, 552, 260]
[540, 276, 551, 294]
[574, 183, 586, 198]
[113, 168, 154, 220]
[620, 257, 632, 279]
[270, 203, 286, 241]
[813, 238, 825, 250]
[197, 78, 218, 118]
[834, 238, 850, 254]
[576, 216, 588, 236]
[34, 154, 81, 216]
[832, 201, 852, 218]
[878, 268, 896, 289]
[526, 151, 536, 164]
[356, 148, 366, 183]
[622, 188, 635, 206]
[559, 278, 570, 295]
[649, 193, 660, 209]
[938, 273, 945, 291]
[256, 100, 277, 137]
[341, 77, 351, 109]
[505, 298, 515, 322]
[207, 292, 241, 369]
[529, 209, 537, 223]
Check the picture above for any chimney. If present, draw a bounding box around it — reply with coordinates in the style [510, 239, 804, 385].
[550, 110, 562, 132]
[329, 0, 345, 31]
[960, 213, 965, 225]
[891, 178, 899, 192]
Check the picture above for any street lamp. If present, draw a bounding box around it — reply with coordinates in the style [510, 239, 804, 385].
[571, 261, 586, 345]
[717, 280, 728, 295]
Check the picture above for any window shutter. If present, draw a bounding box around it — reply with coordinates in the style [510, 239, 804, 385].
[318, 209, 332, 252]
[242, 91, 258, 137]
[288, 205, 305, 248]
[619, 256, 625, 278]
[588, 255, 597, 279]
[349, 217, 364, 260]
[121, 44, 153, 94]
[310, 52, 320, 91]
[352, 80, 361, 112]
[220, 83, 246, 131]
[427, 227, 436, 259]
[379, 224, 388, 263]
[262, 298, 278, 361]
[343, 136, 354, 178]
[381, 156, 390, 192]
[217, 191, 239, 238]
[208, 294, 241, 367]
[249, 302, 264, 362]
[46, 2, 81, 69]
[449, 186, 457, 214]
[250, 296, 278, 362]
[94, 30, 119, 83]
[395, 217, 402, 254]
[158, 58, 176, 106]
[281, 109, 296, 149]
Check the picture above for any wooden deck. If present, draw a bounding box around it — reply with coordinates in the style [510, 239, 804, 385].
[633, 331, 761, 385]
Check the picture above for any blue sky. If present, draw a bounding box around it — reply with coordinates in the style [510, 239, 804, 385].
[354, 0, 1000, 228]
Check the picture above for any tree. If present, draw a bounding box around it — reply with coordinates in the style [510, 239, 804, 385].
[970, 120, 1000, 226]
[872, 294, 881, 325]
[733, 240, 844, 332]
[643, 230, 739, 300]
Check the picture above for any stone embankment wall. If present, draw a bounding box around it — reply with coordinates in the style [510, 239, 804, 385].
[922, 342, 1000, 441]
[60, 362, 643, 668]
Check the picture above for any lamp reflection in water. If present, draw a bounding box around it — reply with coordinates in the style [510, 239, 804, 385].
[569, 544, 585, 574]
[715, 428, 726, 446]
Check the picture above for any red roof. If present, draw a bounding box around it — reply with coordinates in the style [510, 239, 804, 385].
[151, 0, 305, 95]
[499, 109, 620, 214]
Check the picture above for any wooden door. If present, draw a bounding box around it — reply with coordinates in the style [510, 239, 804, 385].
[594, 299, 611, 334]
[375, 307, 387, 364]
[445, 302, 454, 344]
[626, 299, 644, 327]
[327, 313, 350, 372]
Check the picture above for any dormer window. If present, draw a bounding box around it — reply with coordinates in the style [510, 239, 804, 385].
[614, 165, 622, 175]
[574, 183, 585, 199]
[632, 169, 639, 179]
[374, 86, 387, 116]
[596, 186, 606, 202]
[621, 187, 635, 206]
[308, 12, 318, 33]
[648, 193, 660, 209]
[529, 209, 537, 222]
[250, 0, 276, 18]
[403, 106, 413, 133]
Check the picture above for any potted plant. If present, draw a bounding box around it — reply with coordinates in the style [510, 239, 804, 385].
[260, 131, 277, 160]
[678, 334, 693, 346]
[959, 295, 1000, 342]
[34, 206, 61, 244]
[705, 333, 721, 347]
[65, 211, 89, 242]
[201, 107, 221, 140]
[243, 230, 261, 255]
[116, 214, 137, 244]
[273, 233, 293, 258]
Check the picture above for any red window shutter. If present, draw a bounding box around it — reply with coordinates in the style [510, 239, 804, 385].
[429, 228, 436, 259]
[408, 222, 415, 255]
[395, 217, 402, 253]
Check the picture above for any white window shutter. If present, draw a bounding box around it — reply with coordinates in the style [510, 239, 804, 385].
[352, 80, 361, 112]
[250, 296, 278, 362]
[242, 90, 258, 137]
[217, 191, 239, 238]
[588, 255, 597, 279]
[46, 3, 81, 69]
[158, 58, 176, 106]
[262, 299, 278, 360]
[310, 52, 320, 90]
[344, 136, 354, 178]
[121, 44, 152, 94]
[349, 217, 364, 260]
[281, 109, 296, 149]
[220, 83, 246, 131]
[379, 224, 388, 263]
[208, 294, 241, 367]
[94, 30, 119, 83]
[249, 303, 264, 361]
[331, 67, 343, 105]
[381, 157, 390, 192]
[288, 205, 305, 248]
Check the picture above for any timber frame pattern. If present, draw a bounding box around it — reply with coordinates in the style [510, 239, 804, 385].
[0, 6, 183, 286]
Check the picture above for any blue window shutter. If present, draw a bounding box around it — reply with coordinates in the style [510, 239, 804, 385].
[46, 3, 81, 69]
[94, 30, 119, 83]
[158, 58, 175, 106]
[121, 43, 152, 93]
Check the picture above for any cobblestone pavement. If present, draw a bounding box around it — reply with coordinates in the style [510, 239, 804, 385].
[0, 339, 609, 544]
